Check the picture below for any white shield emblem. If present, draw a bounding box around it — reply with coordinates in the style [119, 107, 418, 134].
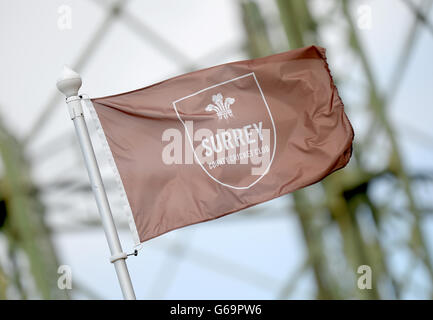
[172, 72, 276, 189]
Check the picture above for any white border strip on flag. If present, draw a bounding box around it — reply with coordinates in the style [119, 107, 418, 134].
[82, 98, 141, 247]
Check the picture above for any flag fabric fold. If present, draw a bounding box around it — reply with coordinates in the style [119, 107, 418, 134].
[90, 45, 354, 243]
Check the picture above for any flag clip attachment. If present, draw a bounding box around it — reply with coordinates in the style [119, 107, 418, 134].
[65, 95, 84, 120]
[109, 252, 128, 263]
[109, 249, 138, 263]
[127, 250, 138, 257]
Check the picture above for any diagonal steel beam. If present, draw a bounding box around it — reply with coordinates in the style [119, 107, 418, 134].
[92, 0, 196, 70]
[24, 0, 128, 145]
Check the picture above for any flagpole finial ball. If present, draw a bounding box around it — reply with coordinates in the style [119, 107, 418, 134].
[56, 66, 82, 98]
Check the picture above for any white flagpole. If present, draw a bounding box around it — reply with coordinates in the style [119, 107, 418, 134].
[56, 66, 136, 300]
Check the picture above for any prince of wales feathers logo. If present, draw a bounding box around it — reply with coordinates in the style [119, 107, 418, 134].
[205, 93, 235, 120]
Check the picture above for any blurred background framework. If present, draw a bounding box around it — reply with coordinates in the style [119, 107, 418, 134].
[0, 0, 433, 299]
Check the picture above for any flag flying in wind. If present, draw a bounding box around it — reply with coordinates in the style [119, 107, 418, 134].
[89, 45, 354, 244]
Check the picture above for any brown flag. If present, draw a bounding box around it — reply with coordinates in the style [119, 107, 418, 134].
[89, 45, 354, 244]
